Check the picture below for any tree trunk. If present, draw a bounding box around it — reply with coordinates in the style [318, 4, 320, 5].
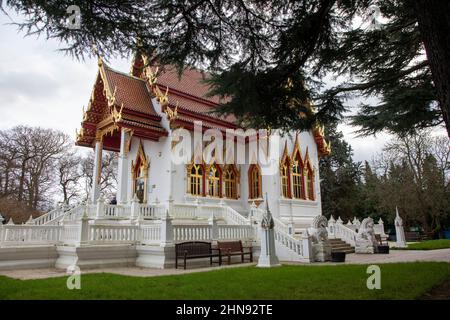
[414, 0, 450, 136]
[18, 161, 27, 202]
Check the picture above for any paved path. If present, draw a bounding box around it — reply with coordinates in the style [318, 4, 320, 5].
[1, 249, 449, 280]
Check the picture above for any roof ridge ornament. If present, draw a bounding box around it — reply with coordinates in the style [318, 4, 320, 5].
[91, 43, 103, 67]
[165, 101, 178, 122]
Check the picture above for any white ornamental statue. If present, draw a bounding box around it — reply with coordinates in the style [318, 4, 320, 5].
[257, 196, 280, 268]
[394, 207, 407, 248]
[355, 217, 378, 254]
[310, 215, 331, 262]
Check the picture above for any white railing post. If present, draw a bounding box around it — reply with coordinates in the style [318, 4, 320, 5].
[168, 195, 174, 217]
[130, 194, 139, 220]
[194, 197, 201, 218]
[209, 212, 218, 241]
[95, 195, 104, 219]
[249, 201, 256, 225]
[328, 215, 336, 238]
[79, 209, 90, 245]
[301, 230, 313, 262]
[160, 210, 173, 246]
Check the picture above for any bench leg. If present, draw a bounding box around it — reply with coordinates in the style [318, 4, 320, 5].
[210, 255, 213, 266]
[184, 255, 187, 270]
[175, 257, 178, 269]
[241, 254, 244, 262]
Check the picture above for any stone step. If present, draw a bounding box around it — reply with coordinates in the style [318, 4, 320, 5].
[329, 238, 355, 253]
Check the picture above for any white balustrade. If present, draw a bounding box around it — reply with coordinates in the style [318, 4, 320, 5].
[334, 222, 357, 246]
[61, 223, 81, 245]
[140, 224, 161, 245]
[0, 225, 62, 246]
[171, 203, 198, 219]
[103, 204, 130, 218]
[218, 225, 254, 240]
[222, 206, 249, 225]
[173, 224, 212, 242]
[274, 228, 304, 256]
[89, 224, 138, 244]
[139, 204, 164, 219]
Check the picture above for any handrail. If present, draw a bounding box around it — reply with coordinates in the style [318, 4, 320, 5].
[333, 222, 357, 246]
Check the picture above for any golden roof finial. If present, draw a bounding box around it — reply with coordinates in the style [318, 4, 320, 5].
[112, 103, 124, 122]
[165, 101, 178, 121]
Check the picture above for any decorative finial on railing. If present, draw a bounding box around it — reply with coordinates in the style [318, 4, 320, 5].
[261, 193, 274, 229]
[26, 214, 33, 225]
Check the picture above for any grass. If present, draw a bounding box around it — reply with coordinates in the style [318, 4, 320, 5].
[393, 239, 450, 250]
[1, 262, 450, 300]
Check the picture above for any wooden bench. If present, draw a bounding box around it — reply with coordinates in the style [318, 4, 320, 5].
[375, 234, 388, 246]
[375, 234, 389, 253]
[405, 231, 421, 242]
[217, 240, 253, 265]
[175, 241, 221, 270]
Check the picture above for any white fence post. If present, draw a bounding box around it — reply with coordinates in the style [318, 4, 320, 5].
[209, 212, 218, 241]
[79, 210, 90, 245]
[194, 197, 201, 218]
[301, 231, 313, 262]
[328, 215, 336, 238]
[95, 196, 104, 219]
[160, 210, 173, 246]
[130, 195, 139, 220]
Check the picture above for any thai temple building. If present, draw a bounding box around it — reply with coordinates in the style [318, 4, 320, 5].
[75, 53, 331, 224]
[0, 53, 389, 271]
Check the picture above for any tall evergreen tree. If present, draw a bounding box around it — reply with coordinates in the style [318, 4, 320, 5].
[319, 124, 362, 220]
[2, 0, 449, 135]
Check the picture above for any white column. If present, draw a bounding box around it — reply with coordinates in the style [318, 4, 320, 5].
[90, 139, 103, 203]
[116, 128, 130, 204]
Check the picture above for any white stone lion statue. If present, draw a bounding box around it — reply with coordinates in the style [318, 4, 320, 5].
[311, 215, 329, 244]
[356, 218, 378, 246]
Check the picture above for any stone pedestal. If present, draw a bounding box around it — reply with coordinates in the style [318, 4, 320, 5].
[355, 240, 375, 254]
[313, 242, 332, 262]
[257, 228, 280, 267]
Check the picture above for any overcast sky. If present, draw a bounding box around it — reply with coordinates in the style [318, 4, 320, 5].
[0, 11, 394, 163]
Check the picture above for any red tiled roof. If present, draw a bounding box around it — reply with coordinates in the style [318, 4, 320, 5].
[156, 66, 223, 104]
[103, 65, 159, 117]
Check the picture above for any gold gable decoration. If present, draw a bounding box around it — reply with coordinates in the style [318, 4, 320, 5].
[312, 123, 331, 157]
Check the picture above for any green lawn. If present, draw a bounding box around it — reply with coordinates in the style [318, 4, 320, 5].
[393, 239, 450, 250]
[1, 262, 449, 300]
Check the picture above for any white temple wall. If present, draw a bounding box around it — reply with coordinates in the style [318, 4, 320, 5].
[122, 104, 322, 223]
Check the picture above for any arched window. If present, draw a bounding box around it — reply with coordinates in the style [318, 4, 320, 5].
[292, 158, 305, 199]
[248, 164, 262, 199]
[281, 164, 291, 198]
[280, 142, 291, 198]
[305, 159, 315, 200]
[189, 164, 204, 196]
[224, 165, 238, 199]
[208, 164, 222, 197]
